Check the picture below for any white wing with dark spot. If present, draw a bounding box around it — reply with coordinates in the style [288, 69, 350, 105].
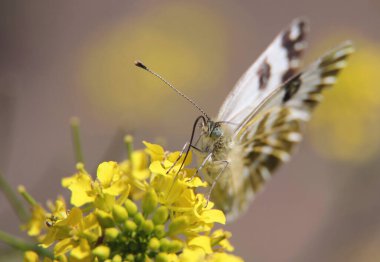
[217, 18, 308, 124]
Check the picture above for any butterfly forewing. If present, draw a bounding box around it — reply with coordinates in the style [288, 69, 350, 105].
[217, 18, 309, 125]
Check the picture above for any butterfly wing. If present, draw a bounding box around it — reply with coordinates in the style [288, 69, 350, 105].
[209, 42, 353, 221]
[236, 41, 354, 136]
[217, 18, 308, 124]
[211, 106, 307, 221]
[216, 42, 354, 220]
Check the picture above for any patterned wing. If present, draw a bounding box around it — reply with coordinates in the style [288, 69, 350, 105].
[218, 42, 354, 220]
[210, 42, 353, 221]
[217, 18, 308, 124]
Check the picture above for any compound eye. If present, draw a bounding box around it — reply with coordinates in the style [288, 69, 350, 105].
[210, 127, 223, 138]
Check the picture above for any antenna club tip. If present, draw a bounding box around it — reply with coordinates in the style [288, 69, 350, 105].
[134, 60, 147, 70]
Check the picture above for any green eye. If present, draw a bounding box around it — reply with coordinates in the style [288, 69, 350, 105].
[211, 127, 223, 138]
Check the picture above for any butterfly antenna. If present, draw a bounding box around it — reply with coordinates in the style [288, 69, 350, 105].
[134, 60, 210, 120]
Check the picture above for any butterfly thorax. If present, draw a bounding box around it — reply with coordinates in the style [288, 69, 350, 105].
[196, 119, 252, 220]
[198, 120, 231, 160]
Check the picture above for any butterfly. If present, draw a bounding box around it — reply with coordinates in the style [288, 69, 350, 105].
[135, 17, 354, 222]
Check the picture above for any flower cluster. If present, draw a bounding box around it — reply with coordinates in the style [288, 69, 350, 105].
[20, 139, 243, 261]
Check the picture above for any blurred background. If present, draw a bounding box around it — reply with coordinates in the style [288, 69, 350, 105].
[0, 0, 379, 261]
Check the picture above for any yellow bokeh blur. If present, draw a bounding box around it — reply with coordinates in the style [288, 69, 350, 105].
[310, 39, 380, 163]
[77, 3, 229, 127]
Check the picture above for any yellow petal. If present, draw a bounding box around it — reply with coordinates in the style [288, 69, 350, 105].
[188, 236, 213, 254]
[56, 207, 82, 227]
[102, 180, 130, 196]
[70, 238, 91, 261]
[186, 177, 208, 188]
[93, 194, 115, 211]
[179, 248, 205, 262]
[209, 253, 244, 262]
[24, 205, 46, 236]
[63, 173, 93, 207]
[131, 150, 148, 170]
[211, 230, 234, 252]
[54, 238, 75, 256]
[97, 162, 118, 187]
[168, 150, 192, 167]
[201, 209, 226, 225]
[149, 161, 167, 175]
[133, 170, 150, 180]
[143, 141, 165, 161]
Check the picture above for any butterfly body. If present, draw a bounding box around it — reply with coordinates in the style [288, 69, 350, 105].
[192, 18, 354, 221]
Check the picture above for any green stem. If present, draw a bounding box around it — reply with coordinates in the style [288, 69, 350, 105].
[211, 235, 227, 247]
[0, 230, 54, 259]
[0, 172, 28, 222]
[18, 186, 37, 206]
[124, 135, 134, 167]
[70, 117, 84, 164]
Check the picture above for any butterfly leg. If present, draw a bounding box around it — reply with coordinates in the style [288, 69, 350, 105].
[166, 143, 205, 201]
[205, 160, 229, 207]
[187, 152, 213, 182]
[166, 142, 204, 174]
[166, 142, 189, 174]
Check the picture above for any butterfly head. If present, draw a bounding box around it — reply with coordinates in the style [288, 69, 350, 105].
[205, 121, 223, 139]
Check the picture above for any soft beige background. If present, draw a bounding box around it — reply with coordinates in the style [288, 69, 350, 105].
[1, 1, 379, 261]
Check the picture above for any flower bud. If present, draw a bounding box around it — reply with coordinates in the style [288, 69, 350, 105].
[112, 254, 122, 262]
[154, 224, 166, 238]
[142, 189, 158, 216]
[141, 219, 154, 234]
[159, 238, 171, 252]
[112, 204, 128, 223]
[167, 239, 183, 253]
[133, 213, 145, 226]
[148, 237, 160, 251]
[135, 253, 146, 261]
[168, 216, 188, 236]
[24, 251, 39, 262]
[125, 254, 134, 261]
[153, 206, 169, 225]
[104, 228, 119, 241]
[95, 209, 114, 228]
[124, 199, 138, 217]
[92, 245, 110, 260]
[125, 220, 137, 233]
[156, 253, 170, 262]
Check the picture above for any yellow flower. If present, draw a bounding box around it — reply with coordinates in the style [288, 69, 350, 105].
[188, 236, 213, 254]
[143, 141, 166, 161]
[211, 229, 234, 252]
[41, 207, 101, 257]
[179, 248, 244, 262]
[147, 144, 224, 237]
[70, 238, 92, 262]
[61, 164, 93, 207]
[192, 195, 226, 225]
[62, 162, 130, 211]
[179, 247, 207, 262]
[22, 204, 46, 237]
[119, 150, 150, 198]
[209, 253, 244, 262]
[41, 207, 83, 248]
[14, 139, 243, 261]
